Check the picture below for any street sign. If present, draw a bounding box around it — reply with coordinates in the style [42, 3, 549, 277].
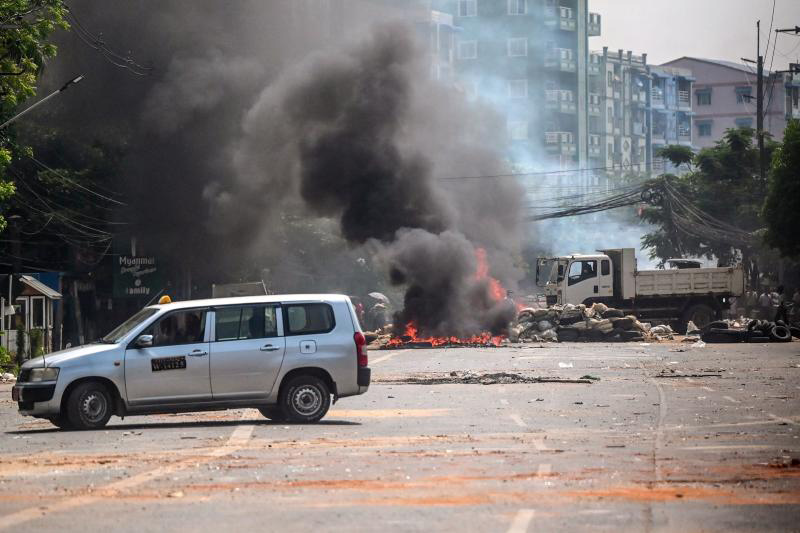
[113, 255, 160, 298]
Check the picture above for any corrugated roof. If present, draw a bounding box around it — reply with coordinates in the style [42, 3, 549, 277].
[662, 56, 773, 77]
[20, 275, 62, 299]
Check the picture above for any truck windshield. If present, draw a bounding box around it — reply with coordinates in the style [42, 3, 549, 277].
[99, 308, 159, 344]
[536, 259, 556, 286]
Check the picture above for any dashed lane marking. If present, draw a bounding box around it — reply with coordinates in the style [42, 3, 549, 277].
[723, 395, 740, 404]
[701, 386, 716, 392]
[0, 412, 256, 530]
[506, 509, 535, 533]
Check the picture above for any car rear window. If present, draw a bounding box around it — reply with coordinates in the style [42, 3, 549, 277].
[285, 303, 335, 335]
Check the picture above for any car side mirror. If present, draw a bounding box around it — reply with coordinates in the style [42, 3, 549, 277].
[135, 334, 153, 348]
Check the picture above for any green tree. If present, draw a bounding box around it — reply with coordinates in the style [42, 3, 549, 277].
[641, 128, 776, 280]
[0, 0, 68, 232]
[763, 119, 800, 257]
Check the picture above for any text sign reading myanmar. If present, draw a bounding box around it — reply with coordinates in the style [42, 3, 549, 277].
[113, 255, 159, 298]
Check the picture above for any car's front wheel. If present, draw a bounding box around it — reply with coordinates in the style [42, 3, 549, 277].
[66, 381, 113, 430]
[257, 406, 286, 422]
[279, 376, 330, 423]
[47, 414, 74, 430]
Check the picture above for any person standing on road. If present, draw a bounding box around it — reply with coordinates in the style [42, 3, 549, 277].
[744, 289, 758, 318]
[758, 289, 772, 320]
[773, 286, 789, 323]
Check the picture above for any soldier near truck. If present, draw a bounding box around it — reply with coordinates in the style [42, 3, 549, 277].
[537, 248, 745, 329]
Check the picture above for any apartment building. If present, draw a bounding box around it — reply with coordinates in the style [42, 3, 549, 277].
[662, 57, 800, 149]
[451, 0, 600, 170]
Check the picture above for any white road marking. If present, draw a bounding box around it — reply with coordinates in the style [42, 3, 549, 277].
[509, 413, 527, 428]
[723, 395, 740, 404]
[680, 445, 778, 451]
[684, 377, 695, 383]
[500, 398, 510, 406]
[0, 412, 256, 530]
[507, 509, 535, 533]
[370, 351, 399, 365]
[537, 463, 552, 477]
[769, 413, 800, 426]
[701, 386, 716, 392]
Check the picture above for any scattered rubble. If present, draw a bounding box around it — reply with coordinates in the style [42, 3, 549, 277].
[375, 371, 596, 385]
[514, 303, 657, 343]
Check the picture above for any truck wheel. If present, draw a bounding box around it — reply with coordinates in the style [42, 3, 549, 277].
[257, 406, 286, 422]
[66, 381, 113, 430]
[279, 375, 331, 423]
[683, 304, 716, 329]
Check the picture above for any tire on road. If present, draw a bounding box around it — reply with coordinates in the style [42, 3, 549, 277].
[791, 326, 800, 339]
[769, 325, 792, 343]
[705, 320, 728, 331]
[279, 375, 331, 423]
[682, 303, 717, 330]
[258, 406, 286, 421]
[602, 309, 624, 319]
[746, 336, 771, 343]
[47, 415, 74, 430]
[65, 381, 113, 430]
[702, 328, 745, 343]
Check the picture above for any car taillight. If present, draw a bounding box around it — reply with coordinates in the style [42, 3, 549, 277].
[354, 331, 368, 367]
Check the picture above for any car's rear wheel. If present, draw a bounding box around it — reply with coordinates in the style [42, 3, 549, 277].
[66, 381, 113, 430]
[279, 375, 330, 423]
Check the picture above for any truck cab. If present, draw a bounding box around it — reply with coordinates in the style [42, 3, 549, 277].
[539, 253, 614, 306]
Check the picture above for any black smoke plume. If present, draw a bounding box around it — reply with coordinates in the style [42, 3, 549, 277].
[42, 2, 524, 336]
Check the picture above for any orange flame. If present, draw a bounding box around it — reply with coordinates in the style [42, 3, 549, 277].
[387, 247, 512, 348]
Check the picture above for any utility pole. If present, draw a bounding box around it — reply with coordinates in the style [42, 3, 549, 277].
[743, 21, 766, 183]
[756, 21, 765, 184]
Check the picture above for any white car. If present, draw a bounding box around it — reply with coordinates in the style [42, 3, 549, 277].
[12, 294, 370, 430]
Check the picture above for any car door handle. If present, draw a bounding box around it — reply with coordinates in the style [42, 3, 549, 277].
[187, 350, 208, 357]
[260, 345, 280, 352]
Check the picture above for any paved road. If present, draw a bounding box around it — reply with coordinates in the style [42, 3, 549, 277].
[1, 340, 799, 532]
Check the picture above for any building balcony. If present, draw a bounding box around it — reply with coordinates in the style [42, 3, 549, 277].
[545, 90, 577, 114]
[588, 13, 601, 36]
[588, 134, 602, 157]
[678, 90, 691, 110]
[545, 48, 576, 73]
[588, 63, 601, 76]
[544, 131, 577, 155]
[651, 90, 665, 108]
[588, 93, 602, 116]
[544, 6, 576, 31]
[631, 91, 647, 104]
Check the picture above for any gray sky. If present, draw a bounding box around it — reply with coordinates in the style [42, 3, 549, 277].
[590, 0, 800, 71]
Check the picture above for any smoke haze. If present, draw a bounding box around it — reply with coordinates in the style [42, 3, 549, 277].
[41, 1, 524, 335]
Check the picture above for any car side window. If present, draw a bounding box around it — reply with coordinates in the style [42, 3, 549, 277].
[147, 310, 207, 347]
[285, 304, 335, 335]
[601, 260, 610, 276]
[215, 306, 278, 341]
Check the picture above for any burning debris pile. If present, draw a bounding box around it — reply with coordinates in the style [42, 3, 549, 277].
[513, 303, 652, 343]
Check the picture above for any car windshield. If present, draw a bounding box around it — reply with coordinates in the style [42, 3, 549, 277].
[100, 308, 159, 344]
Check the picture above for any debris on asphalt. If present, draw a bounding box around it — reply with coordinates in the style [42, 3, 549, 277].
[700, 318, 798, 344]
[375, 371, 596, 385]
[580, 375, 601, 381]
[1, 372, 16, 383]
[653, 369, 723, 378]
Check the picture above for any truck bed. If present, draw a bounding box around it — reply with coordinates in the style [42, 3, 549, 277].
[635, 266, 744, 297]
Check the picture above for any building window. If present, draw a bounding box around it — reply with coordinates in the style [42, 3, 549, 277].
[508, 79, 528, 99]
[735, 86, 752, 104]
[508, 0, 526, 15]
[559, 6, 573, 18]
[696, 89, 711, 106]
[458, 0, 477, 17]
[507, 37, 528, 57]
[508, 121, 528, 140]
[31, 297, 45, 329]
[735, 117, 753, 129]
[697, 122, 712, 137]
[457, 40, 477, 60]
